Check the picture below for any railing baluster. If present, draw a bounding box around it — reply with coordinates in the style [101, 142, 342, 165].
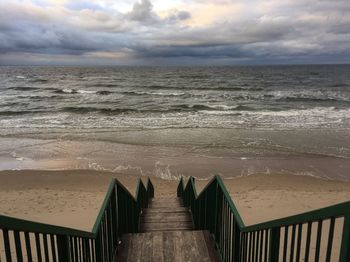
[304, 221, 312, 262]
[51, 235, 57, 262]
[57, 235, 70, 262]
[264, 229, 268, 262]
[245, 231, 249, 262]
[282, 226, 288, 262]
[3, 229, 12, 262]
[35, 233, 42, 262]
[248, 232, 252, 262]
[325, 217, 335, 262]
[240, 232, 245, 262]
[269, 227, 280, 262]
[95, 231, 102, 262]
[315, 220, 323, 261]
[73, 236, 78, 262]
[340, 214, 350, 261]
[259, 230, 263, 262]
[289, 225, 296, 262]
[234, 220, 241, 262]
[14, 230, 23, 262]
[24, 232, 33, 261]
[295, 223, 302, 262]
[252, 231, 256, 262]
[43, 233, 50, 261]
[227, 210, 230, 262]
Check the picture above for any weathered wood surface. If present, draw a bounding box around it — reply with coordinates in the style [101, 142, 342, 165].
[116, 198, 220, 261]
[116, 231, 219, 262]
[140, 198, 193, 232]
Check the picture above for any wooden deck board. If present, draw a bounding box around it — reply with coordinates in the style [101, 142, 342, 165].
[116, 198, 219, 261]
[116, 231, 215, 262]
[141, 212, 192, 223]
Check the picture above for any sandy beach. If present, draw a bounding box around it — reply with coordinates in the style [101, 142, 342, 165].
[1, 170, 350, 230]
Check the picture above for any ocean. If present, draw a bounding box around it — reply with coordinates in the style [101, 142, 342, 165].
[0, 65, 349, 180]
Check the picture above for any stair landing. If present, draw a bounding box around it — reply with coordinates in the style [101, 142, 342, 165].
[116, 198, 219, 261]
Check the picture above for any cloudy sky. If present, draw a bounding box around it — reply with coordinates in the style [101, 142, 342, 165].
[0, 0, 349, 65]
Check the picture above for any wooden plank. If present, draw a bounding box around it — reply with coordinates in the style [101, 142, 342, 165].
[148, 201, 182, 207]
[142, 207, 188, 214]
[140, 222, 193, 232]
[141, 213, 192, 223]
[127, 233, 143, 262]
[182, 231, 198, 261]
[149, 203, 183, 209]
[140, 233, 153, 262]
[152, 232, 164, 262]
[163, 232, 175, 262]
[173, 231, 184, 262]
[150, 200, 182, 204]
[116, 231, 217, 262]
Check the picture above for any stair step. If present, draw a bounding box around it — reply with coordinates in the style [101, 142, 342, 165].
[117, 231, 216, 261]
[142, 207, 189, 214]
[141, 212, 192, 223]
[140, 221, 193, 232]
[149, 199, 183, 208]
[149, 202, 183, 208]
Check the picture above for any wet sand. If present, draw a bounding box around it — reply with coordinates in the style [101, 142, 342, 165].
[1, 136, 350, 182]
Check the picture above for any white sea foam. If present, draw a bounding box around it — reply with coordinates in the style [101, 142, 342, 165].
[77, 90, 98, 94]
[63, 88, 75, 93]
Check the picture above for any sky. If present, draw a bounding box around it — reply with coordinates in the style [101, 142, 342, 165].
[0, 0, 349, 65]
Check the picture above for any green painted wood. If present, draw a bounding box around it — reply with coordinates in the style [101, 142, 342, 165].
[43, 233, 50, 261]
[314, 220, 323, 261]
[35, 233, 42, 262]
[339, 214, 350, 262]
[264, 229, 268, 262]
[50, 235, 57, 262]
[24, 232, 33, 261]
[269, 227, 280, 262]
[295, 224, 302, 262]
[57, 235, 70, 262]
[14, 230, 23, 262]
[178, 176, 350, 262]
[326, 217, 335, 262]
[2, 174, 350, 262]
[304, 222, 312, 262]
[3, 228, 12, 262]
[243, 201, 350, 233]
[289, 225, 296, 262]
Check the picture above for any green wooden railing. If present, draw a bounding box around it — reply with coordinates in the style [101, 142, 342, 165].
[0, 177, 154, 262]
[177, 175, 350, 262]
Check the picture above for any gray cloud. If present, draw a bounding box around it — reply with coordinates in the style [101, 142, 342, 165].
[127, 0, 155, 22]
[0, 0, 349, 65]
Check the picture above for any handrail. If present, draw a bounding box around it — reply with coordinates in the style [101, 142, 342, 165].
[92, 178, 119, 234]
[0, 215, 93, 238]
[177, 175, 350, 262]
[0, 177, 154, 262]
[243, 200, 350, 232]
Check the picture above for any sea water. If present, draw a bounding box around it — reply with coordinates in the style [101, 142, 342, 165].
[0, 65, 349, 180]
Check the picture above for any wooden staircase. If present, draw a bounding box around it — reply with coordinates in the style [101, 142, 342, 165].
[116, 198, 219, 261]
[141, 198, 193, 232]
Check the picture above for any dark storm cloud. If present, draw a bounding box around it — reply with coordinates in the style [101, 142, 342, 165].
[0, 0, 349, 65]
